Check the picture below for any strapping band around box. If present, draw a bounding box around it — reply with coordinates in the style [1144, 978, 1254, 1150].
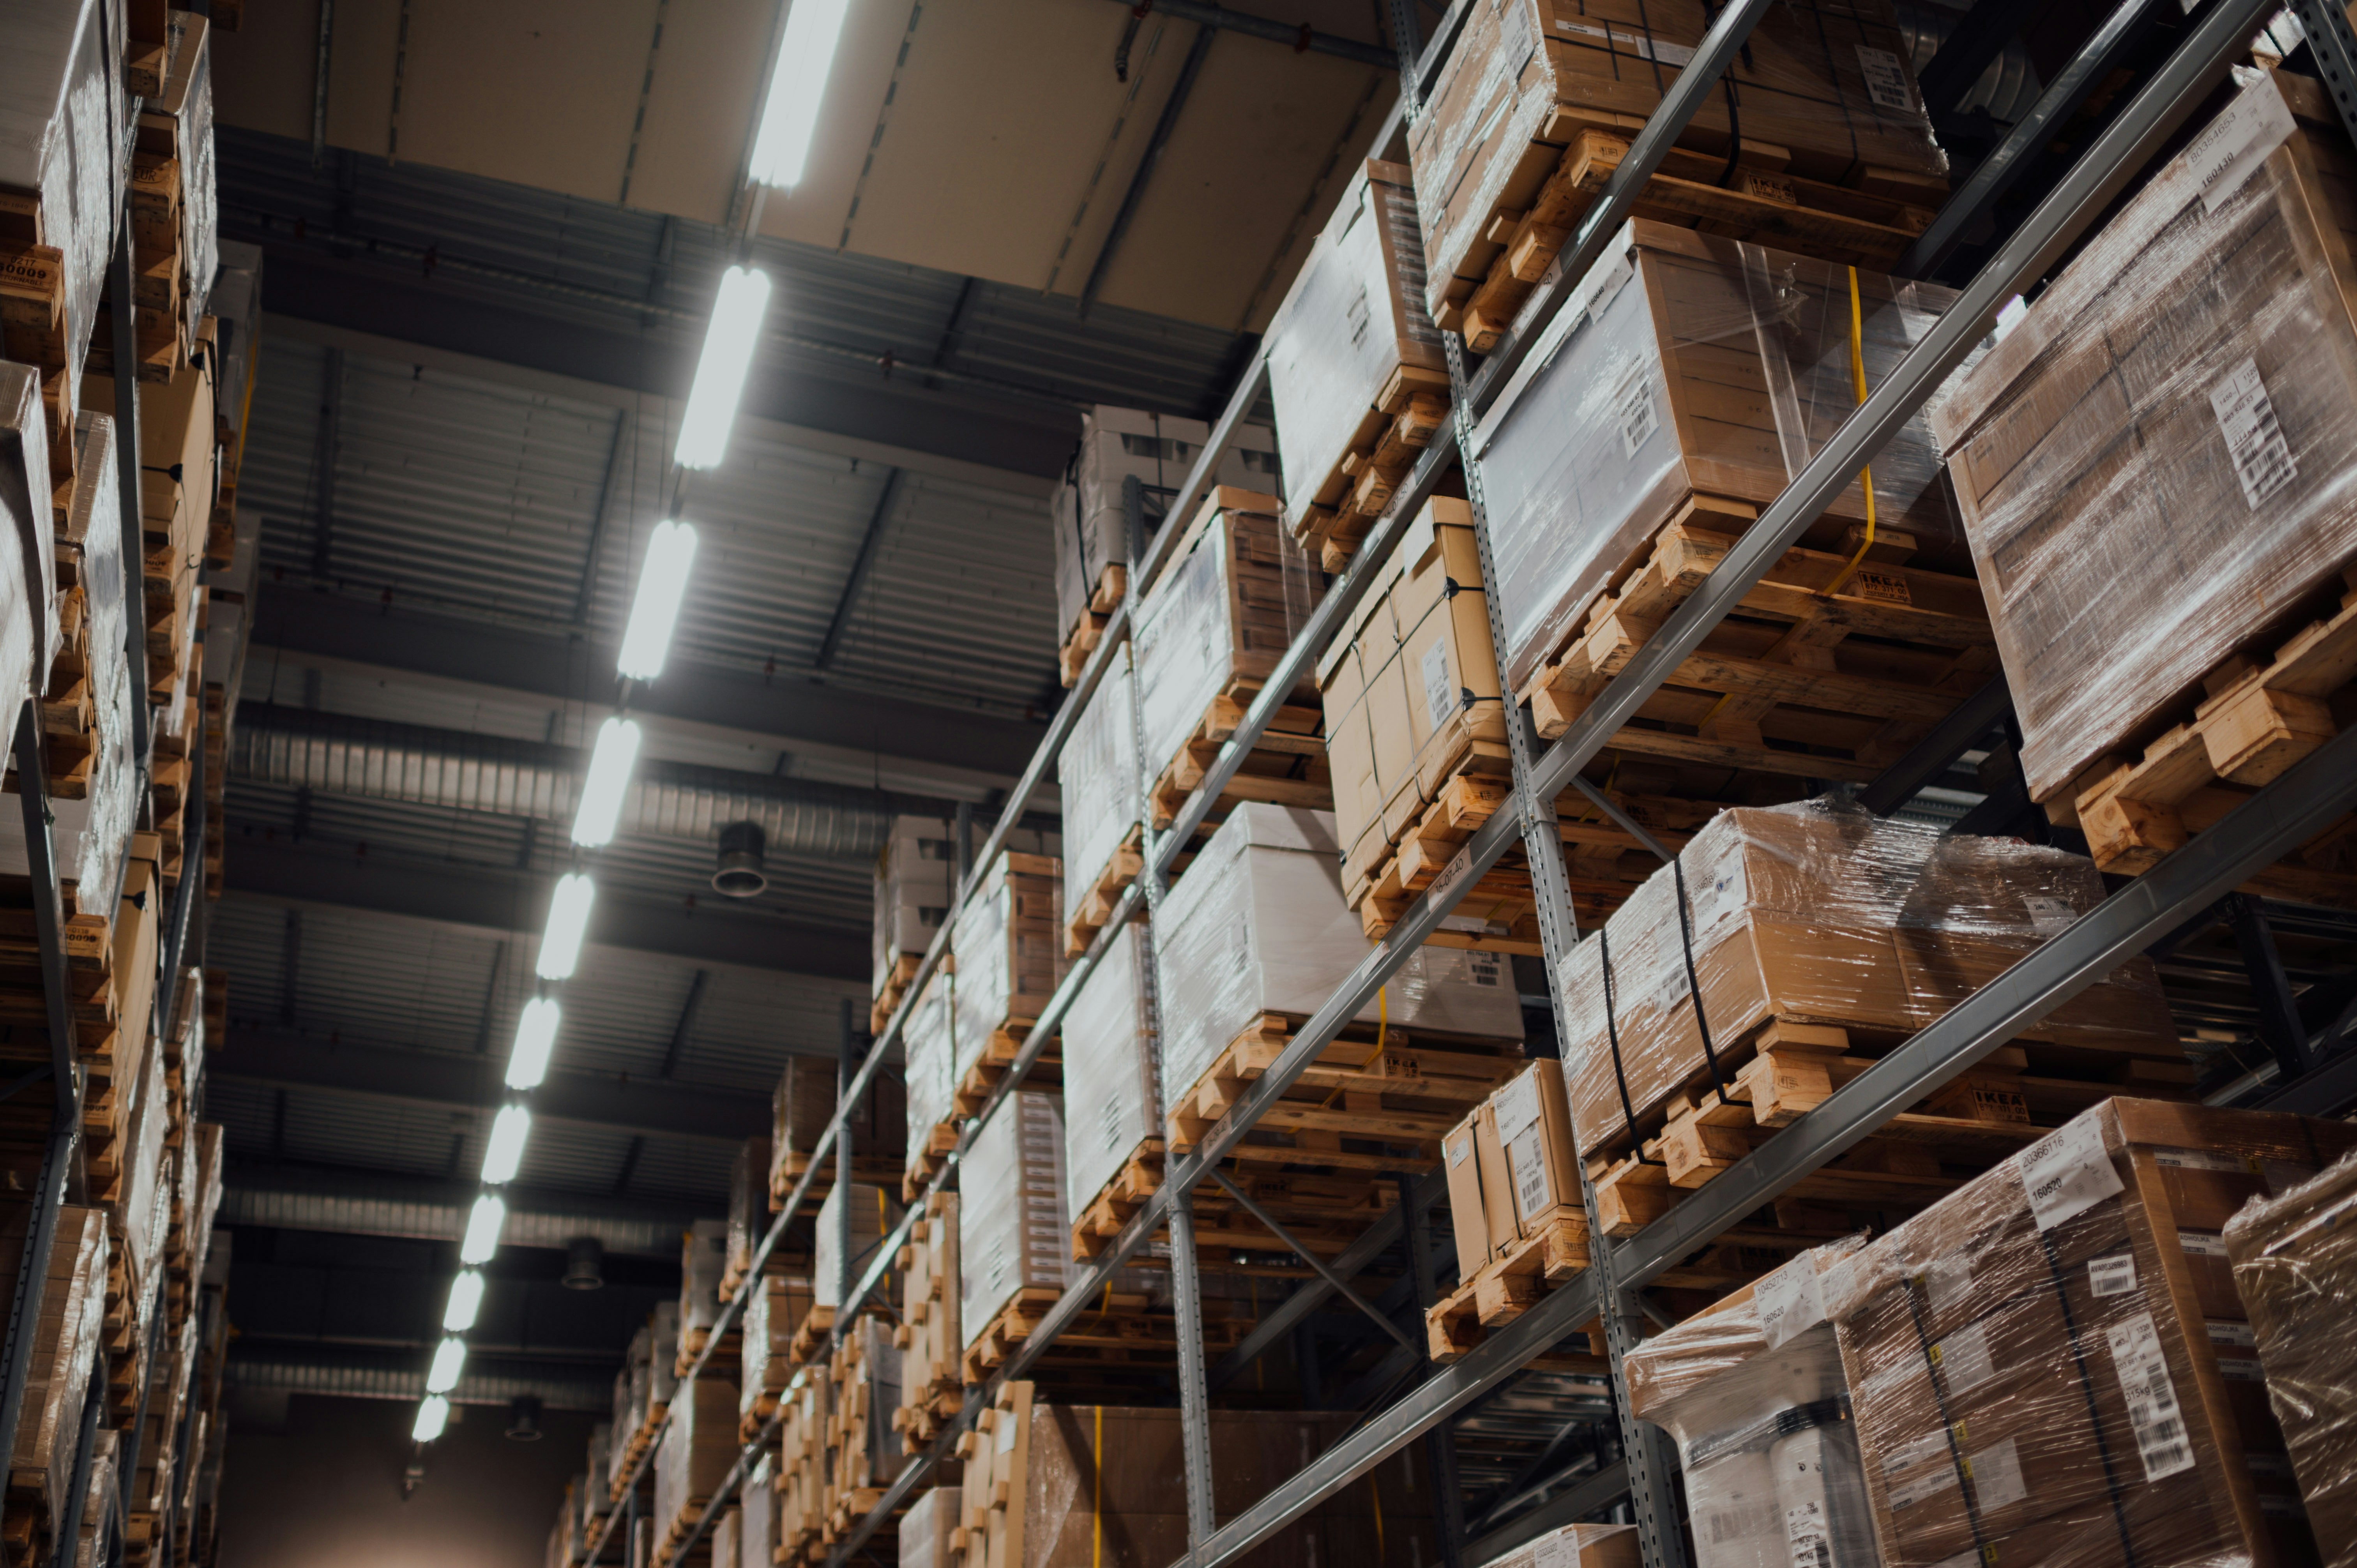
[2036, 1230, 2143, 1567]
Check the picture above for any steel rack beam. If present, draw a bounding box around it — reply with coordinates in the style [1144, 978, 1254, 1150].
[1527, 0, 2265, 812]
[1207, 1167, 1418, 1356]
[1856, 675, 2011, 816]
[106, 206, 154, 797]
[1463, 1462, 1631, 1563]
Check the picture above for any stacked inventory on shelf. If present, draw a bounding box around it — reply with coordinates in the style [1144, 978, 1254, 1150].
[563, 4, 2357, 1568]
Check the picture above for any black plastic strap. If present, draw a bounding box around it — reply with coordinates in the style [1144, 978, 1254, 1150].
[2039, 1230, 2141, 1567]
[1671, 858, 1732, 1105]
[1598, 927, 1663, 1166]
[1899, 1281, 1993, 1562]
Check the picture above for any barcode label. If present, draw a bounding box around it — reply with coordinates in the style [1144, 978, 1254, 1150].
[2217, 1356, 2265, 1381]
[2024, 895, 2078, 936]
[1855, 46, 1915, 112]
[2108, 1312, 2198, 1481]
[1968, 1437, 2027, 1511]
[1754, 1258, 1825, 1350]
[2186, 78, 2298, 212]
[2210, 357, 2297, 509]
[2089, 1252, 2139, 1298]
[1509, 1130, 1552, 1221]
[2178, 1230, 2230, 1258]
[1468, 952, 1502, 987]
[1615, 366, 1658, 457]
[2020, 1115, 2122, 1230]
[1933, 1320, 1997, 1394]
[2154, 1147, 2248, 1172]
[1422, 638, 1455, 732]
[2207, 1320, 2257, 1349]
[1785, 1501, 1832, 1568]
[1555, 19, 1695, 66]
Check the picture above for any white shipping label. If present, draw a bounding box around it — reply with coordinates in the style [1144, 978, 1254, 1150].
[1495, 1069, 1543, 1142]
[2020, 1116, 2123, 1230]
[1422, 638, 1455, 733]
[2207, 1320, 2257, 1349]
[1785, 1501, 1832, 1568]
[1614, 366, 1659, 457]
[1754, 1259, 1826, 1351]
[2089, 1252, 2140, 1298]
[1933, 1320, 1997, 1395]
[2210, 357, 2298, 509]
[2154, 1148, 2249, 1173]
[1533, 1532, 1580, 1568]
[1855, 46, 1915, 112]
[1553, 19, 1695, 66]
[2108, 1312, 2198, 1481]
[1447, 1133, 1473, 1169]
[2217, 1356, 2266, 1381]
[1469, 952, 1503, 987]
[1509, 1130, 1553, 1222]
[1968, 1437, 2028, 1512]
[1888, 1464, 1959, 1513]
[2179, 1230, 2230, 1258]
[2187, 80, 2298, 213]
[2023, 895, 2078, 936]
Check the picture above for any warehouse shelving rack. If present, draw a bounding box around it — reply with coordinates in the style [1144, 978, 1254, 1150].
[0, 180, 217, 1568]
[578, 0, 2357, 1564]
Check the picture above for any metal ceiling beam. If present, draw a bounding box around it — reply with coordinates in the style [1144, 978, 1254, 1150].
[248, 586, 1049, 782]
[223, 837, 871, 981]
[815, 468, 906, 670]
[223, 1158, 708, 1252]
[217, 1025, 771, 1141]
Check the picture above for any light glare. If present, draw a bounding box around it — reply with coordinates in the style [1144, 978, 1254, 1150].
[536, 874, 595, 980]
[443, 1272, 485, 1333]
[505, 998, 562, 1090]
[673, 269, 769, 471]
[616, 521, 701, 680]
[481, 1105, 532, 1186]
[572, 718, 642, 847]
[461, 1195, 506, 1264]
[749, 0, 855, 189]
[412, 1395, 450, 1443]
[426, 1336, 467, 1395]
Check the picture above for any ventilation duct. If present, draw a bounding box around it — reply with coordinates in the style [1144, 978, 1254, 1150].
[224, 1356, 611, 1413]
[232, 704, 892, 860]
[218, 1182, 687, 1259]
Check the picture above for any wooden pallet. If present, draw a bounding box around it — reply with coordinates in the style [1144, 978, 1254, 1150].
[1585, 1020, 2194, 1238]
[673, 1326, 739, 1378]
[868, 953, 925, 1038]
[1164, 1012, 1525, 1164]
[1146, 681, 1330, 832]
[1056, 563, 1127, 688]
[767, 1153, 906, 1211]
[1451, 132, 1937, 353]
[958, 1287, 1250, 1383]
[901, 1121, 959, 1204]
[1292, 365, 1452, 571]
[1067, 1141, 1165, 1261]
[1354, 775, 1543, 951]
[2057, 573, 2357, 903]
[1521, 498, 2001, 784]
[892, 1192, 962, 1453]
[1062, 826, 1144, 957]
[1424, 1214, 1591, 1360]
[611, 1404, 668, 1497]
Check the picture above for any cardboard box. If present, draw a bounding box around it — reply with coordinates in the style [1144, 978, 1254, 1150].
[1442, 1111, 1493, 1278]
[949, 851, 1066, 1084]
[1485, 1061, 1583, 1236]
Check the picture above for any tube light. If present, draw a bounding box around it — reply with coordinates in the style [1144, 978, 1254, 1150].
[482, 1105, 532, 1185]
[673, 267, 769, 471]
[506, 997, 562, 1090]
[412, 1395, 451, 1443]
[461, 1195, 506, 1264]
[443, 1271, 485, 1333]
[426, 1336, 468, 1394]
[617, 520, 700, 680]
[536, 874, 595, 980]
[572, 718, 642, 847]
[749, 0, 855, 189]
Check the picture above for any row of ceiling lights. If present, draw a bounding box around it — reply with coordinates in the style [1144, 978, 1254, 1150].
[405, 0, 856, 1444]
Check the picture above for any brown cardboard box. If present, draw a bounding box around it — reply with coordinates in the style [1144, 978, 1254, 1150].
[1827, 1100, 2357, 1568]
[1472, 1101, 1519, 1257]
[1442, 1112, 1493, 1279]
[1926, 70, 2357, 809]
[1482, 1062, 1583, 1236]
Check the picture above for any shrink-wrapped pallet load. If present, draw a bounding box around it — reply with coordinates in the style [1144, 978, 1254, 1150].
[1558, 800, 2184, 1166]
[899, 1486, 957, 1568]
[948, 848, 1065, 1091]
[814, 1181, 903, 1309]
[1924, 69, 2357, 888]
[1154, 803, 1523, 1119]
[873, 814, 954, 1026]
[1822, 1100, 2357, 1568]
[2224, 1149, 2357, 1564]
[828, 1317, 903, 1519]
[903, 968, 957, 1193]
[770, 1051, 907, 1205]
[1057, 641, 1141, 955]
[651, 1378, 740, 1560]
[1474, 1524, 1639, 1568]
[1265, 159, 1449, 567]
[1131, 489, 1323, 828]
[1, 1203, 104, 1559]
[585, 1424, 614, 1520]
[1475, 221, 1966, 756]
[739, 1270, 815, 1430]
[724, 1136, 769, 1292]
[1623, 1239, 1874, 1568]
[959, 1091, 1070, 1355]
[0, 367, 51, 761]
[1060, 920, 1159, 1250]
[1049, 406, 1277, 680]
[1410, 0, 1946, 337]
[677, 1218, 728, 1365]
[895, 1192, 961, 1451]
[740, 1455, 778, 1568]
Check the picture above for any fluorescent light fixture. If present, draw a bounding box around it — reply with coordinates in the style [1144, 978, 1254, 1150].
[674, 268, 769, 470]
[443, 1272, 485, 1333]
[482, 1105, 532, 1186]
[572, 718, 642, 847]
[412, 1395, 451, 1443]
[461, 1195, 506, 1264]
[426, 1336, 468, 1394]
[617, 519, 700, 679]
[749, 0, 855, 189]
[505, 998, 562, 1090]
[536, 874, 595, 980]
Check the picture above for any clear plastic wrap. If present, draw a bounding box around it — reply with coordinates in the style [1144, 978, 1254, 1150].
[0, 365, 48, 754]
[1057, 641, 1140, 917]
[1821, 1099, 2357, 1568]
[679, 1218, 728, 1340]
[2, 1202, 103, 1551]
[1624, 1238, 1875, 1568]
[1474, 1521, 1638, 1568]
[59, 411, 134, 909]
[1264, 159, 1446, 538]
[903, 969, 956, 1161]
[1132, 490, 1317, 789]
[652, 1378, 740, 1533]
[150, 12, 215, 339]
[649, 1300, 682, 1412]
[613, 1329, 648, 1446]
[1059, 921, 1159, 1219]
[959, 1090, 1070, 1342]
[740, 1455, 777, 1568]
[0, 0, 124, 443]
[709, 1507, 740, 1568]
[1154, 803, 1523, 1107]
[586, 1423, 614, 1518]
[874, 816, 955, 997]
[1473, 222, 1957, 690]
[2223, 1147, 2357, 1565]
[1926, 70, 2357, 805]
[726, 1138, 770, 1288]
[1409, 0, 1945, 314]
[1557, 798, 2180, 1157]
[829, 1316, 902, 1501]
[739, 1270, 814, 1420]
[1051, 406, 1279, 641]
[815, 1181, 903, 1308]
[950, 851, 1066, 1087]
[122, 1030, 170, 1293]
[900, 1486, 958, 1568]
